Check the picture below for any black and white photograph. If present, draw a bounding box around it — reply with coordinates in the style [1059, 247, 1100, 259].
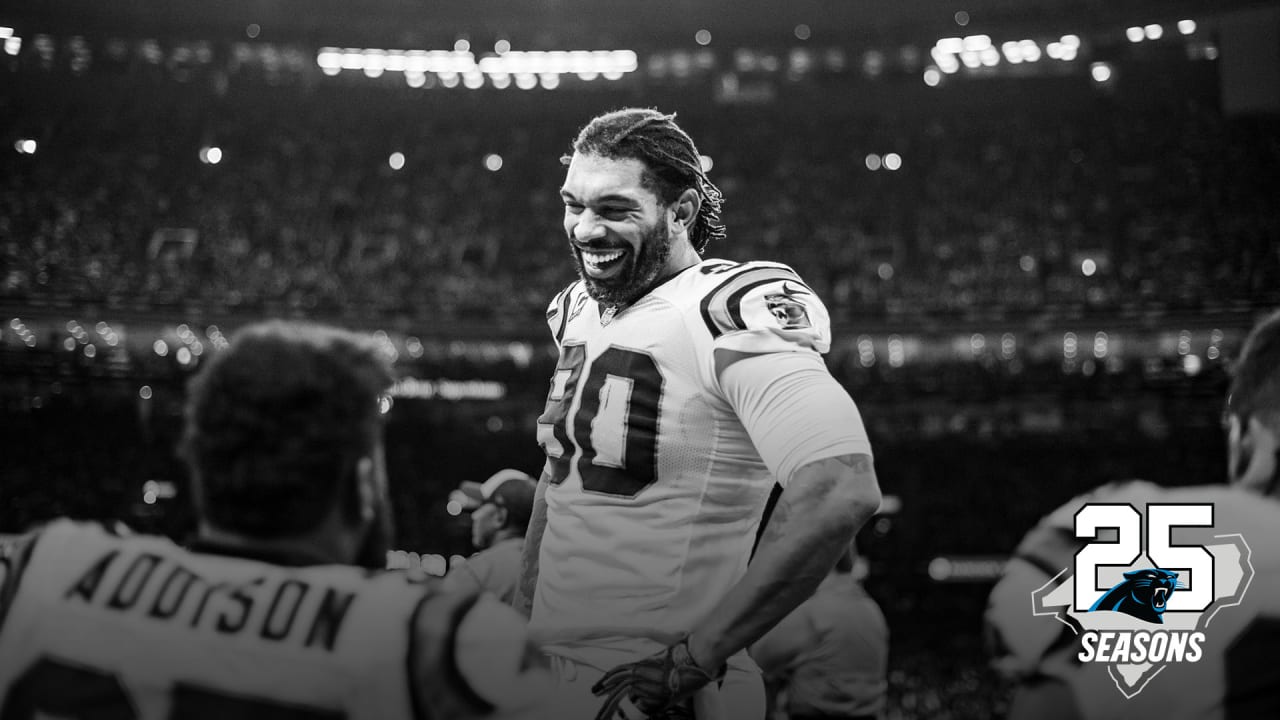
[1, 1, 1278, 718]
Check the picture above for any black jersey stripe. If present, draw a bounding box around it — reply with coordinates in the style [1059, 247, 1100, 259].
[699, 265, 810, 338]
[553, 284, 577, 345]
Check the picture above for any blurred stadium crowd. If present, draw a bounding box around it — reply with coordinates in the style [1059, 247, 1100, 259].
[3, 57, 1276, 326]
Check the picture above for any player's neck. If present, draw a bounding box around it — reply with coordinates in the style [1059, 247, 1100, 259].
[663, 237, 701, 278]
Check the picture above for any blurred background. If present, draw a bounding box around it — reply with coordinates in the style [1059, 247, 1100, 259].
[2, 0, 1278, 716]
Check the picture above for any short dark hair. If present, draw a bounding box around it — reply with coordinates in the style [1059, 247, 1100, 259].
[180, 321, 394, 538]
[1228, 308, 1280, 430]
[566, 107, 725, 253]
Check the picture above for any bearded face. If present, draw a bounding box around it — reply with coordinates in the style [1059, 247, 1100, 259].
[570, 216, 672, 307]
[561, 153, 678, 308]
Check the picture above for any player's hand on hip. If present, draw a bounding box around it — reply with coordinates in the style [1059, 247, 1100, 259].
[591, 637, 723, 719]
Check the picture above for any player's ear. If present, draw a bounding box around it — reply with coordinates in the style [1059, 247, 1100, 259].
[671, 188, 700, 233]
[1230, 414, 1279, 493]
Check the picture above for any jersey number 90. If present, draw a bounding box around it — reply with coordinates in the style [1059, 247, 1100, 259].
[538, 344, 664, 498]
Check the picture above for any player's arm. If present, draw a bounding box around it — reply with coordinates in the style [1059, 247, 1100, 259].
[749, 603, 811, 678]
[684, 349, 880, 671]
[511, 470, 550, 618]
[689, 450, 878, 671]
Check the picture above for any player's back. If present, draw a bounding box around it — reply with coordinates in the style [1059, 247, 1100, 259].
[0, 520, 516, 720]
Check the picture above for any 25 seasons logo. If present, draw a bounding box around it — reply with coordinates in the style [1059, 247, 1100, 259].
[1031, 503, 1254, 698]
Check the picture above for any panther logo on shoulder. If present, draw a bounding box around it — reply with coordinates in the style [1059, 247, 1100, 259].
[1088, 568, 1185, 624]
[764, 282, 812, 330]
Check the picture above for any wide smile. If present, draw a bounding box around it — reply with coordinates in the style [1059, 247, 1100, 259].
[579, 247, 629, 279]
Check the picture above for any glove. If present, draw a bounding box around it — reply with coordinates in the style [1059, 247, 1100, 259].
[591, 637, 724, 720]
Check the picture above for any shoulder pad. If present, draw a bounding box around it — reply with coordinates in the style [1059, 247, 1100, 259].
[697, 261, 832, 353]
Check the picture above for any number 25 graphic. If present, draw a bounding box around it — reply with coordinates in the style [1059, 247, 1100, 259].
[1073, 504, 1215, 612]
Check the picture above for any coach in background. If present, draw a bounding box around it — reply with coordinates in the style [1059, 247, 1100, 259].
[0, 321, 550, 719]
[985, 309, 1280, 719]
[444, 468, 537, 605]
[751, 543, 889, 720]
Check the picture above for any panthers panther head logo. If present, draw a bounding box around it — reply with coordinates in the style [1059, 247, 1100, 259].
[1088, 568, 1184, 624]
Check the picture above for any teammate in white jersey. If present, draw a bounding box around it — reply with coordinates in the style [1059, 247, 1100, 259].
[515, 108, 883, 719]
[0, 321, 550, 720]
[985, 309, 1280, 720]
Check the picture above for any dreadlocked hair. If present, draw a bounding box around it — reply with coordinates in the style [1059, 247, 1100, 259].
[567, 108, 726, 253]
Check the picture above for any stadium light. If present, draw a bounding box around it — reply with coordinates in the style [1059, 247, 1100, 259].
[1126, 27, 1145, 43]
[1144, 24, 1163, 40]
[923, 67, 942, 86]
[1090, 62, 1113, 83]
[1178, 20, 1197, 35]
[695, 29, 711, 46]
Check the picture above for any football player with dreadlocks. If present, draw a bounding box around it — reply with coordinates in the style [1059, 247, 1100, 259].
[514, 108, 883, 719]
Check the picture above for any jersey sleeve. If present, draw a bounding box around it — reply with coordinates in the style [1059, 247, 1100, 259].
[700, 262, 832, 355]
[0, 529, 42, 635]
[544, 282, 582, 349]
[718, 351, 872, 486]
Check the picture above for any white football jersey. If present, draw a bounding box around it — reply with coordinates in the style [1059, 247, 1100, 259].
[0, 520, 548, 720]
[530, 258, 850, 671]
